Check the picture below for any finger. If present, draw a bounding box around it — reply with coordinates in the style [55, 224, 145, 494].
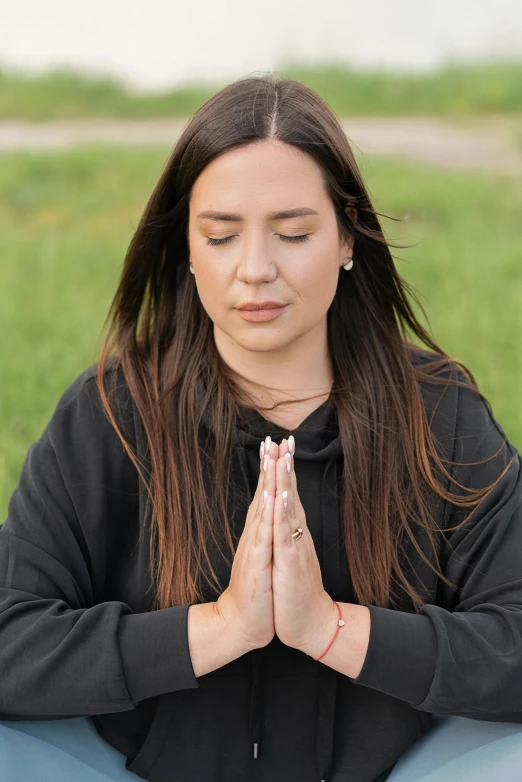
[253, 436, 273, 517]
[246, 437, 269, 522]
[283, 439, 303, 515]
[253, 485, 274, 556]
[273, 447, 290, 552]
[251, 439, 265, 500]
[277, 446, 307, 532]
[273, 477, 294, 551]
[280, 435, 295, 460]
[275, 449, 292, 517]
[262, 437, 277, 512]
[276, 436, 295, 486]
[238, 436, 271, 556]
[258, 435, 278, 515]
[251, 450, 276, 555]
[244, 436, 275, 549]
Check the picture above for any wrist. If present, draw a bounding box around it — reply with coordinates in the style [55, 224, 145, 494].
[297, 592, 340, 659]
[212, 599, 261, 655]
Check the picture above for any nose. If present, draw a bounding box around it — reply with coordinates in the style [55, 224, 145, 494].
[236, 237, 277, 283]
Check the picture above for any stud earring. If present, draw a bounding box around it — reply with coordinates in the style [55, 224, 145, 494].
[342, 257, 353, 271]
[189, 264, 195, 275]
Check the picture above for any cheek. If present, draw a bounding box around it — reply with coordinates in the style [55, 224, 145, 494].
[295, 249, 339, 306]
[191, 256, 231, 317]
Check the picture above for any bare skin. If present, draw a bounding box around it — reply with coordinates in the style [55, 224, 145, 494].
[187, 138, 356, 413]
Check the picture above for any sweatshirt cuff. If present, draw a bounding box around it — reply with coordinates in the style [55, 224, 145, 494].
[349, 604, 437, 706]
[118, 603, 200, 704]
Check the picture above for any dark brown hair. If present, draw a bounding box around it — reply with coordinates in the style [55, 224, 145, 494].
[96, 73, 517, 613]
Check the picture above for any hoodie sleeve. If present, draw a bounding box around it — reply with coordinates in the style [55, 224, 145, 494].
[0, 366, 199, 720]
[350, 366, 522, 721]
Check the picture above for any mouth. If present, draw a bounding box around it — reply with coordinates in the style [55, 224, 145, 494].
[238, 307, 284, 312]
[235, 302, 287, 311]
[235, 304, 288, 322]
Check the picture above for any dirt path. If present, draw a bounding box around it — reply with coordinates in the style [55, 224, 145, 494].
[1, 115, 521, 175]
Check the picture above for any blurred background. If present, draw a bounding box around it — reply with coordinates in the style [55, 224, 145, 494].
[1, 0, 521, 518]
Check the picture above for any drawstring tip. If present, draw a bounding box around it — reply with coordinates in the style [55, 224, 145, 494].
[253, 742, 259, 759]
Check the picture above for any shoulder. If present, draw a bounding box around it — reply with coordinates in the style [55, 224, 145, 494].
[409, 344, 519, 488]
[53, 356, 125, 409]
[410, 344, 481, 413]
[6, 359, 141, 561]
[410, 345, 472, 385]
[410, 345, 511, 434]
[43, 357, 136, 453]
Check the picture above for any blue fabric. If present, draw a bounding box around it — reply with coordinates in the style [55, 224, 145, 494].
[387, 715, 522, 781]
[0, 716, 140, 781]
[1, 714, 522, 781]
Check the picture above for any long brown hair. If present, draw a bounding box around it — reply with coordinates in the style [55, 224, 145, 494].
[95, 73, 517, 613]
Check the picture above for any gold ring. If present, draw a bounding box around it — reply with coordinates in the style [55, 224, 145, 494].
[291, 527, 303, 541]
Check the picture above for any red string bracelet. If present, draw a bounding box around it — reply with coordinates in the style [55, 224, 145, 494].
[307, 601, 345, 661]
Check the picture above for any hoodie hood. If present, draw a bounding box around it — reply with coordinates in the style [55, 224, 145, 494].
[196, 375, 345, 781]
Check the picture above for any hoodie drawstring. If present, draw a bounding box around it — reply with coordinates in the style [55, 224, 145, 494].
[249, 649, 263, 758]
[237, 447, 340, 781]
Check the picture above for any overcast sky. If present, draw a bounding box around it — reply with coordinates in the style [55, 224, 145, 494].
[0, 0, 521, 92]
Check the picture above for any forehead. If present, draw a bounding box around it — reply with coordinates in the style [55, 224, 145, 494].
[189, 141, 328, 214]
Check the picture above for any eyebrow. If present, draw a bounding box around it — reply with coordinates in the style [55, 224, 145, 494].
[196, 207, 320, 221]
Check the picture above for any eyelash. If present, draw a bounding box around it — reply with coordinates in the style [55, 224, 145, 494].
[206, 234, 311, 246]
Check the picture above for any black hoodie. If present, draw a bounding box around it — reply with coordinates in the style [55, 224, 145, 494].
[1, 348, 521, 782]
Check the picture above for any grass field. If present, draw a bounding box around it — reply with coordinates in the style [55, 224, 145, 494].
[2, 60, 522, 120]
[1, 145, 521, 519]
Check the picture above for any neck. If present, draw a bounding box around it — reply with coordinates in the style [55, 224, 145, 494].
[213, 320, 333, 410]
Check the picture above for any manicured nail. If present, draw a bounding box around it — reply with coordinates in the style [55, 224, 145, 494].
[282, 490, 288, 509]
[265, 436, 271, 453]
[263, 453, 269, 472]
[260, 441, 265, 459]
[263, 489, 268, 507]
[285, 453, 291, 474]
[288, 435, 295, 456]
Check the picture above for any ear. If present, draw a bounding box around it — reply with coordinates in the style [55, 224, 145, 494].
[340, 206, 357, 259]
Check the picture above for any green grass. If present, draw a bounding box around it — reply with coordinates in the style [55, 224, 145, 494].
[3, 59, 522, 120]
[1, 146, 521, 519]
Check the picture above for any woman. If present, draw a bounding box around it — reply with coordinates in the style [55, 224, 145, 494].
[1, 74, 522, 782]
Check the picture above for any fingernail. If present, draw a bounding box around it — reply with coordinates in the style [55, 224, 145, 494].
[263, 453, 269, 472]
[265, 435, 271, 453]
[260, 441, 265, 459]
[285, 453, 291, 474]
[282, 490, 288, 509]
[263, 489, 268, 507]
[288, 435, 295, 456]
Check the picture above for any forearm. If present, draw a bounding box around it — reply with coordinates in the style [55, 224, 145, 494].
[187, 602, 255, 678]
[296, 600, 371, 679]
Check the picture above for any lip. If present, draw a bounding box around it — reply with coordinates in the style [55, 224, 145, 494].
[236, 305, 288, 323]
[235, 300, 287, 310]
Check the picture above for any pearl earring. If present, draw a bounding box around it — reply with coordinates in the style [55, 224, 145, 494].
[342, 257, 353, 271]
[189, 265, 195, 275]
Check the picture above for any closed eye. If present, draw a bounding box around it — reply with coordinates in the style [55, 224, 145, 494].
[206, 234, 311, 246]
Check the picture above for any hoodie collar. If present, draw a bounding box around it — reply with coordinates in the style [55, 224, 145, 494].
[197, 374, 343, 781]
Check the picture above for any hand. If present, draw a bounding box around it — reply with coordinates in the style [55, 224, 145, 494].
[215, 437, 279, 650]
[269, 436, 338, 653]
